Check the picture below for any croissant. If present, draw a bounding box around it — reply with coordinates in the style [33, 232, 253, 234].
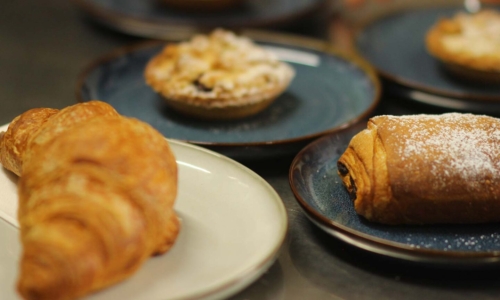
[0, 101, 179, 300]
[337, 113, 500, 225]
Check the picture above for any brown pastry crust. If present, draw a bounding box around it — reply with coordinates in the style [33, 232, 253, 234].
[144, 29, 295, 120]
[0, 108, 59, 176]
[338, 113, 500, 225]
[0, 101, 179, 300]
[426, 10, 500, 77]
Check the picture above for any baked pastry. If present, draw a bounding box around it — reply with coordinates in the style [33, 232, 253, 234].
[0, 101, 179, 300]
[337, 113, 500, 225]
[426, 9, 500, 83]
[145, 29, 295, 120]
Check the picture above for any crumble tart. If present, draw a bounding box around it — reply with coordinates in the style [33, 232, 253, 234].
[426, 9, 500, 83]
[145, 29, 295, 120]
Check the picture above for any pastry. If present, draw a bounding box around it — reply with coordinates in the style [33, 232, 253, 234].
[426, 9, 500, 83]
[145, 29, 295, 120]
[0, 101, 179, 300]
[337, 113, 500, 225]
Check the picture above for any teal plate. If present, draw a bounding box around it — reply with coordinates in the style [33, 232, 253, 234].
[72, 0, 330, 40]
[355, 6, 500, 104]
[290, 124, 500, 267]
[77, 32, 380, 160]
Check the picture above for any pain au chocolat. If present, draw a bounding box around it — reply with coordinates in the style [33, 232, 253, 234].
[337, 113, 500, 225]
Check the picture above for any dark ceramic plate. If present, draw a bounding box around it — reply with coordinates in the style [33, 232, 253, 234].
[289, 124, 500, 266]
[355, 6, 500, 103]
[385, 81, 500, 116]
[76, 31, 380, 160]
[72, 0, 329, 39]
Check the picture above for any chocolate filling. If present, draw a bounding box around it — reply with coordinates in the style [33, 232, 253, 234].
[348, 176, 357, 201]
[338, 162, 357, 200]
[337, 162, 349, 176]
[193, 75, 213, 92]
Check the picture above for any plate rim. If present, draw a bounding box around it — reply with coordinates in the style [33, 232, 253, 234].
[385, 82, 500, 114]
[75, 29, 381, 148]
[71, 0, 330, 39]
[288, 125, 500, 265]
[167, 138, 290, 300]
[352, 4, 500, 103]
[0, 123, 289, 299]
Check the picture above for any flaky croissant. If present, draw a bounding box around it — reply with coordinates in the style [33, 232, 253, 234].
[0, 101, 179, 300]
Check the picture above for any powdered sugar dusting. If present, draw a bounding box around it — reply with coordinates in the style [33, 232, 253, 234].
[375, 113, 500, 193]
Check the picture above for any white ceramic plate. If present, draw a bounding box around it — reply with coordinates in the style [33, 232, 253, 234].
[0, 124, 288, 300]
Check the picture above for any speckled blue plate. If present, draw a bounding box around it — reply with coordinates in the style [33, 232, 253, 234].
[72, 0, 329, 39]
[77, 32, 380, 160]
[355, 6, 500, 104]
[290, 123, 500, 266]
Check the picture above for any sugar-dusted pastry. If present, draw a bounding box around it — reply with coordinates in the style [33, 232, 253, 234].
[337, 113, 500, 225]
[0, 101, 179, 300]
[145, 29, 295, 120]
[426, 9, 500, 83]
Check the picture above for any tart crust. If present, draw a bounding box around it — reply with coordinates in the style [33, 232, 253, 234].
[145, 29, 295, 120]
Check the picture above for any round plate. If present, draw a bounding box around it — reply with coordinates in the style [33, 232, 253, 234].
[72, 0, 330, 40]
[354, 5, 500, 103]
[385, 81, 500, 115]
[289, 123, 500, 267]
[76, 31, 380, 160]
[0, 124, 288, 300]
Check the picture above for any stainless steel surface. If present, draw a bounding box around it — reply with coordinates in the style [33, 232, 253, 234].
[1, 1, 500, 300]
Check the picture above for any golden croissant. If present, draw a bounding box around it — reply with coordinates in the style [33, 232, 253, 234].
[0, 101, 179, 300]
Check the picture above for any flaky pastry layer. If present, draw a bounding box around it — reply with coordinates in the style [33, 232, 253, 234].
[338, 113, 500, 225]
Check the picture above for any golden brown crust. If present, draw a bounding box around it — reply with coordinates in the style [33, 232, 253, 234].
[0, 108, 59, 176]
[338, 113, 500, 225]
[426, 10, 500, 74]
[144, 29, 295, 120]
[0, 101, 119, 177]
[0, 101, 179, 300]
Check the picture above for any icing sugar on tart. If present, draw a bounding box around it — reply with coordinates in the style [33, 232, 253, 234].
[144, 29, 295, 119]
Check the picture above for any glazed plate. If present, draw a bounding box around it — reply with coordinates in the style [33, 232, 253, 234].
[385, 82, 500, 115]
[0, 124, 288, 300]
[289, 123, 500, 266]
[355, 6, 500, 104]
[72, 0, 329, 39]
[77, 33, 380, 160]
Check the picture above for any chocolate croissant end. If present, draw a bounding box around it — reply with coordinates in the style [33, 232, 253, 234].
[337, 123, 407, 224]
[337, 161, 357, 201]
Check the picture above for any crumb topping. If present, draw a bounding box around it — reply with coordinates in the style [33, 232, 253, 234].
[441, 10, 500, 57]
[145, 29, 295, 105]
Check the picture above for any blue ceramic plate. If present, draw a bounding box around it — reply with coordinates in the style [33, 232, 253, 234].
[355, 6, 500, 103]
[72, 0, 329, 39]
[290, 123, 500, 266]
[77, 32, 380, 160]
[385, 82, 500, 116]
